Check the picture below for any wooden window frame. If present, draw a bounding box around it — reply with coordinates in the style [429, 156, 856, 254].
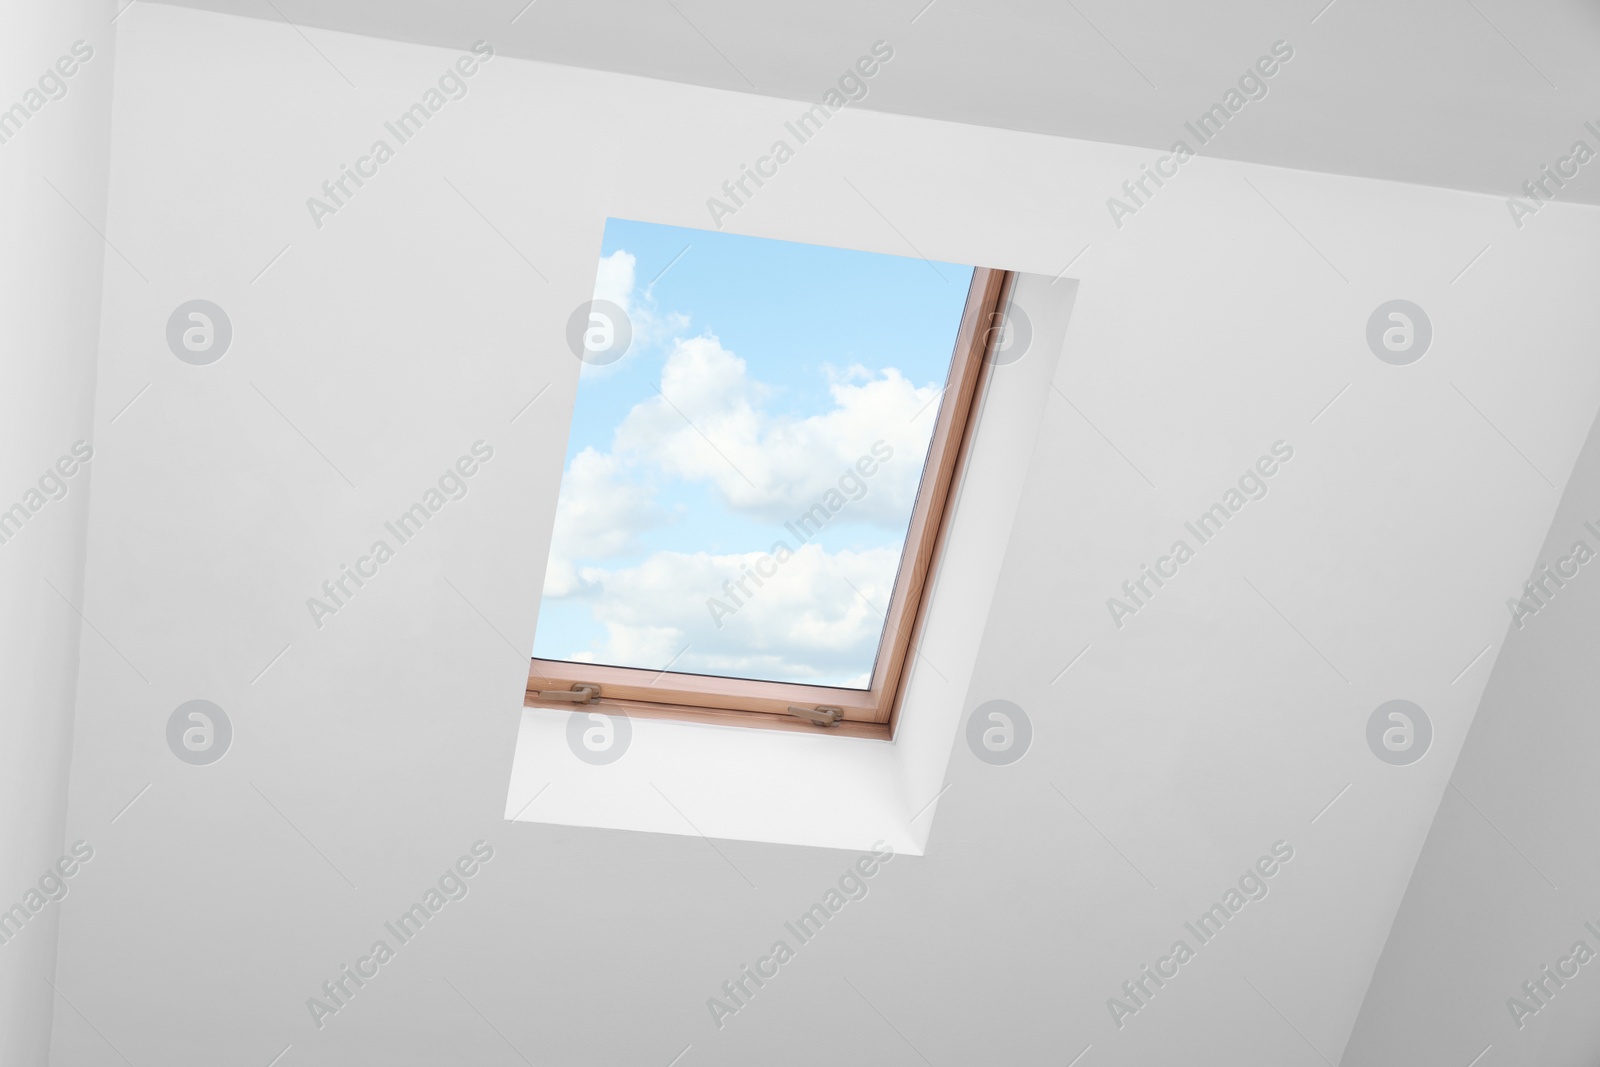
[526, 267, 1015, 740]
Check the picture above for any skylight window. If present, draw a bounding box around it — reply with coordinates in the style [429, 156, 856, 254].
[529, 218, 1011, 735]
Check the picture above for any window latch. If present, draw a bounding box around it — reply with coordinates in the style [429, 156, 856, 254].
[538, 684, 600, 704]
[787, 705, 843, 727]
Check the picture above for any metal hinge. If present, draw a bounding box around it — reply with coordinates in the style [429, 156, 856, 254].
[787, 705, 844, 727]
[537, 684, 600, 704]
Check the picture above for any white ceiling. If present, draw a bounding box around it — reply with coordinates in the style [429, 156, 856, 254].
[14, 4, 1594, 1065]
[155, 0, 1600, 204]
[47, 6, 1600, 1066]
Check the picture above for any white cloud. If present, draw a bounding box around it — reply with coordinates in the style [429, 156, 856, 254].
[613, 334, 941, 526]
[592, 249, 636, 310]
[546, 252, 947, 683]
[580, 249, 689, 378]
[573, 542, 900, 687]
[542, 447, 661, 597]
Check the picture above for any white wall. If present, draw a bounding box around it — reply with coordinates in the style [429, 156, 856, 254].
[1341, 407, 1600, 1066]
[0, 3, 115, 1065]
[48, 5, 1600, 1065]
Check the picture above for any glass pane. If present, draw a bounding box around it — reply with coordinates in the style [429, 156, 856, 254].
[534, 218, 975, 688]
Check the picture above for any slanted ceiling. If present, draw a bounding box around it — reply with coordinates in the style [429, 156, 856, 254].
[40, 5, 1600, 1066]
[153, 0, 1600, 205]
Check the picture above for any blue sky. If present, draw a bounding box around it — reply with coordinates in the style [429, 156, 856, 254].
[533, 217, 974, 687]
